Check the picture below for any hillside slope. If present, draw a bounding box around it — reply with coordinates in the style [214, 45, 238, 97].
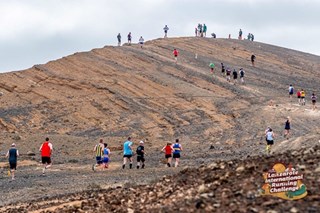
[0, 37, 320, 209]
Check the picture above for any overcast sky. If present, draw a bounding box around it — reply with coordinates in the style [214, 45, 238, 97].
[0, 0, 319, 73]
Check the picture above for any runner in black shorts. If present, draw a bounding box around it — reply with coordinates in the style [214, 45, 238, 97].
[162, 142, 174, 167]
[172, 139, 183, 167]
[136, 141, 145, 169]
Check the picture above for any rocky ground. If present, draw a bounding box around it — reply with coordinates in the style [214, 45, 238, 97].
[0, 37, 320, 212]
[1, 145, 319, 213]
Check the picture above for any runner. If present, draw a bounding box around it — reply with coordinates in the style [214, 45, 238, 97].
[289, 84, 294, 98]
[117, 33, 121, 46]
[221, 63, 225, 75]
[251, 54, 256, 66]
[195, 27, 198, 37]
[209, 62, 215, 77]
[297, 89, 301, 105]
[139, 36, 144, 48]
[300, 89, 306, 105]
[239, 68, 245, 84]
[284, 117, 291, 139]
[123, 137, 133, 169]
[232, 69, 238, 85]
[311, 93, 317, 110]
[161, 142, 174, 167]
[172, 139, 183, 167]
[103, 143, 111, 169]
[6, 143, 19, 180]
[173, 48, 179, 63]
[226, 67, 231, 82]
[136, 141, 145, 169]
[39, 137, 53, 175]
[266, 128, 275, 154]
[127, 32, 132, 45]
[92, 139, 104, 171]
[203, 24, 207, 37]
[163, 25, 169, 38]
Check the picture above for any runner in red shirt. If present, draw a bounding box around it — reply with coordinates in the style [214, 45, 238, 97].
[39, 137, 53, 175]
[297, 90, 301, 105]
[173, 49, 179, 63]
[161, 142, 174, 167]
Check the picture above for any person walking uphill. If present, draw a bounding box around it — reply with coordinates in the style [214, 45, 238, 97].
[39, 137, 53, 175]
[136, 141, 145, 169]
[209, 62, 215, 78]
[173, 48, 179, 63]
[163, 25, 169, 38]
[123, 137, 133, 169]
[6, 143, 19, 180]
[311, 93, 317, 110]
[251, 54, 256, 67]
[284, 117, 291, 139]
[117, 33, 121, 46]
[172, 139, 183, 167]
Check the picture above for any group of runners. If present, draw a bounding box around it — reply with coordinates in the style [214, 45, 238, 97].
[265, 85, 318, 154]
[92, 137, 183, 171]
[210, 62, 246, 84]
[4, 137, 53, 180]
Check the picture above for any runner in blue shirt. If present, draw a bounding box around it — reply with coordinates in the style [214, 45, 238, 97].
[122, 137, 133, 169]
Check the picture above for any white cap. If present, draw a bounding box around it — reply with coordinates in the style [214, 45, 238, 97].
[11, 143, 16, 147]
[140, 140, 144, 144]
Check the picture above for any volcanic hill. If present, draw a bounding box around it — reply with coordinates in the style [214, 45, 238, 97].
[0, 37, 319, 212]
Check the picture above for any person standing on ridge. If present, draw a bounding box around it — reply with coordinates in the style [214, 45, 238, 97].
[251, 54, 256, 66]
[195, 27, 198, 37]
[173, 48, 179, 63]
[162, 142, 174, 167]
[289, 84, 294, 99]
[39, 137, 53, 175]
[136, 141, 145, 169]
[238, 29, 243, 40]
[239, 68, 245, 84]
[172, 139, 183, 167]
[139, 36, 144, 48]
[300, 89, 306, 105]
[117, 33, 121, 46]
[232, 69, 238, 85]
[127, 32, 132, 45]
[284, 117, 291, 139]
[203, 24, 207, 37]
[311, 93, 317, 110]
[123, 137, 133, 169]
[6, 143, 19, 180]
[92, 139, 104, 171]
[251, 34, 254, 41]
[163, 25, 169, 38]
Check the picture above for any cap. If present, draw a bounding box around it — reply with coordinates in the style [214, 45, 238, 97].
[11, 143, 16, 147]
[139, 140, 144, 144]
